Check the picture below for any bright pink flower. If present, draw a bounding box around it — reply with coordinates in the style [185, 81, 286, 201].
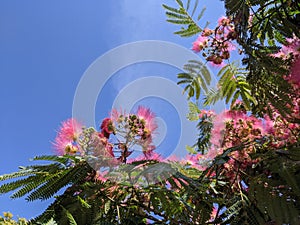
[290, 57, 300, 84]
[136, 106, 158, 134]
[53, 118, 83, 155]
[192, 35, 209, 52]
[271, 35, 300, 59]
[209, 111, 234, 147]
[206, 146, 221, 159]
[185, 154, 198, 166]
[136, 107, 158, 157]
[251, 116, 264, 129]
[106, 107, 159, 161]
[91, 132, 120, 167]
[286, 35, 300, 57]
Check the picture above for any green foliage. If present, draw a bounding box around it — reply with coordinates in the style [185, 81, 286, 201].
[0, 154, 217, 224]
[248, 182, 299, 224]
[186, 102, 215, 153]
[62, 207, 77, 225]
[0, 1, 299, 225]
[186, 101, 201, 121]
[216, 196, 268, 225]
[164, 0, 298, 117]
[163, 0, 213, 101]
[0, 127, 298, 224]
[0, 155, 94, 202]
[204, 62, 257, 110]
[163, 0, 208, 37]
[244, 146, 300, 225]
[177, 60, 211, 100]
[225, 0, 300, 48]
[244, 52, 293, 117]
[193, 139, 300, 225]
[236, 0, 299, 44]
[225, 0, 299, 116]
[202, 87, 222, 107]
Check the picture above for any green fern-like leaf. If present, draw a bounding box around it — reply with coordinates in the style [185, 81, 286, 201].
[178, 60, 211, 100]
[204, 87, 222, 106]
[246, 146, 300, 225]
[0, 169, 35, 182]
[187, 101, 201, 121]
[0, 155, 95, 205]
[77, 196, 91, 209]
[0, 175, 37, 195]
[27, 162, 92, 201]
[163, 0, 206, 37]
[204, 62, 257, 110]
[224, 0, 298, 117]
[62, 207, 77, 225]
[31, 155, 72, 165]
[30, 200, 58, 224]
[10, 175, 53, 199]
[0, 160, 71, 199]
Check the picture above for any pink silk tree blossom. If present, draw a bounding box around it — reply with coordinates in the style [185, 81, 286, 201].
[53, 118, 83, 155]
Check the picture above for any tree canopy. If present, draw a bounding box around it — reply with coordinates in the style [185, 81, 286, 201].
[0, 0, 299, 224]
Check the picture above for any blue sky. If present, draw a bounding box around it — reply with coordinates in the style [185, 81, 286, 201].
[0, 0, 225, 219]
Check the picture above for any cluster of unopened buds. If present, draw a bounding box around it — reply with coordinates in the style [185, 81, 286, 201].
[192, 16, 237, 66]
[53, 106, 158, 166]
[264, 112, 299, 148]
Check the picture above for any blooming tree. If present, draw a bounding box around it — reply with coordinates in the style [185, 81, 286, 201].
[0, 0, 299, 224]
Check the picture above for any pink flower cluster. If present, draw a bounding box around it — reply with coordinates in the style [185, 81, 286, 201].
[53, 106, 158, 165]
[109, 106, 158, 161]
[272, 35, 300, 84]
[185, 103, 299, 187]
[192, 16, 236, 66]
[184, 35, 300, 186]
[272, 35, 300, 60]
[267, 34, 300, 147]
[206, 110, 264, 185]
[264, 108, 299, 149]
[289, 58, 300, 84]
